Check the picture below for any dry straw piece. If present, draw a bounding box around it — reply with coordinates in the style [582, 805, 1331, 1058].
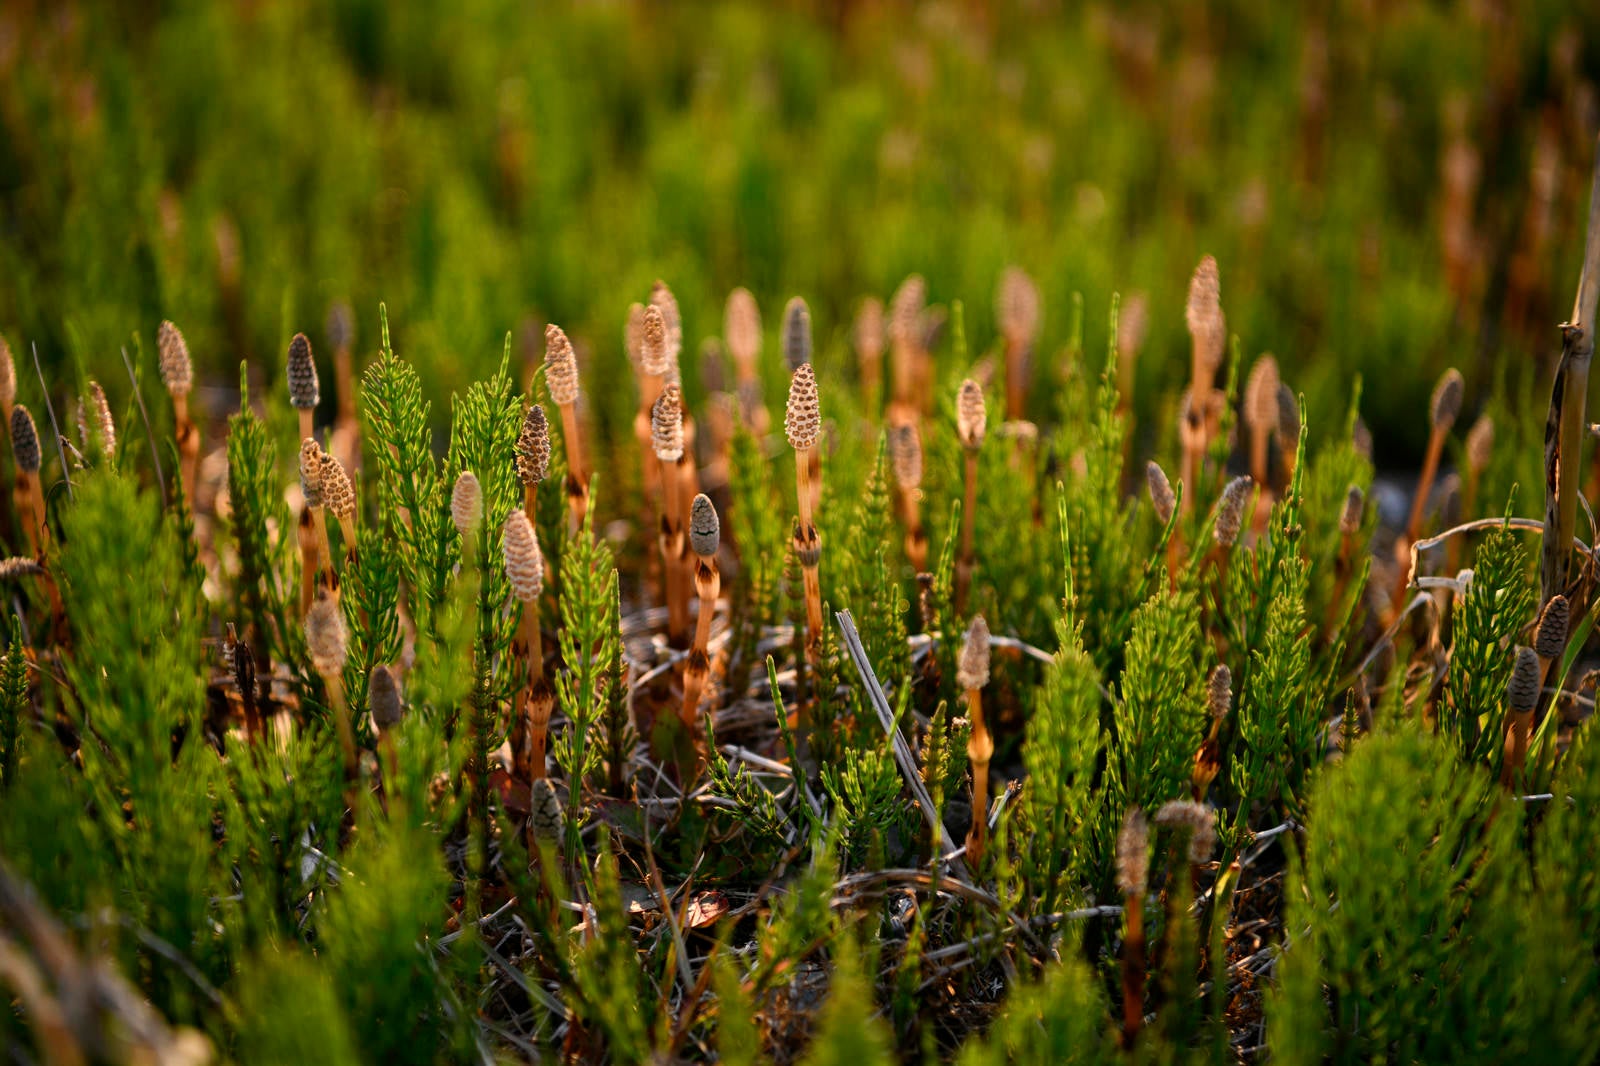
[785, 363, 821, 451]
[689, 492, 720, 559]
[957, 615, 992, 691]
[157, 320, 193, 397]
[10, 406, 40, 474]
[516, 404, 551, 486]
[287, 332, 320, 410]
[782, 297, 812, 371]
[503, 511, 545, 604]
[1146, 461, 1176, 525]
[652, 383, 685, 462]
[544, 324, 580, 407]
[957, 379, 987, 450]
[451, 471, 483, 538]
[369, 664, 403, 730]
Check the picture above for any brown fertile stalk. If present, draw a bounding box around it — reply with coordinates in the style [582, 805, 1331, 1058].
[1184, 257, 1226, 513]
[958, 616, 992, 863]
[996, 266, 1040, 421]
[1502, 644, 1541, 789]
[504, 511, 550, 783]
[1328, 485, 1365, 632]
[680, 494, 722, 740]
[855, 298, 886, 411]
[1191, 665, 1231, 800]
[10, 407, 45, 559]
[634, 304, 672, 519]
[326, 303, 360, 474]
[1405, 368, 1464, 545]
[784, 298, 823, 515]
[320, 450, 358, 564]
[786, 362, 824, 665]
[299, 438, 333, 603]
[889, 421, 927, 573]
[157, 321, 199, 505]
[1541, 133, 1600, 608]
[888, 275, 925, 415]
[1208, 475, 1254, 586]
[653, 383, 691, 646]
[544, 323, 588, 532]
[286, 332, 319, 444]
[1463, 414, 1494, 526]
[1532, 593, 1569, 697]
[1116, 808, 1150, 1051]
[516, 401, 552, 520]
[369, 663, 404, 798]
[1243, 356, 1280, 490]
[955, 379, 986, 609]
[1147, 460, 1180, 588]
[306, 589, 357, 810]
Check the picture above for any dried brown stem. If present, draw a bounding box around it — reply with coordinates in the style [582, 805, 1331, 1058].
[964, 687, 992, 864]
[559, 401, 589, 533]
[956, 452, 978, 610]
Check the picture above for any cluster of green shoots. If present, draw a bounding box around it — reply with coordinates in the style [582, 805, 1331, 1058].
[2, 196, 1600, 1063]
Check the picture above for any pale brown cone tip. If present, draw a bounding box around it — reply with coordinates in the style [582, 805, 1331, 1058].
[651, 383, 685, 462]
[1116, 807, 1150, 895]
[516, 404, 551, 486]
[784, 363, 820, 451]
[1207, 664, 1232, 720]
[1146, 461, 1175, 525]
[1431, 369, 1464, 431]
[689, 493, 720, 558]
[640, 305, 671, 378]
[544, 324, 579, 406]
[957, 614, 991, 691]
[996, 266, 1040, 343]
[503, 510, 545, 604]
[299, 438, 325, 508]
[320, 452, 356, 522]
[157, 320, 193, 397]
[725, 288, 762, 367]
[1214, 476, 1253, 547]
[1535, 596, 1569, 660]
[1244, 356, 1280, 431]
[305, 591, 348, 678]
[957, 379, 986, 450]
[451, 471, 483, 537]
[889, 422, 923, 491]
[782, 296, 812, 372]
[287, 332, 320, 410]
[369, 664, 404, 729]
[1508, 645, 1540, 714]
[10, 405, 39, 473]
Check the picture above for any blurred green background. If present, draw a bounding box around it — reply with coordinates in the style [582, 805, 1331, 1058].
[0, 0, 1596, 468]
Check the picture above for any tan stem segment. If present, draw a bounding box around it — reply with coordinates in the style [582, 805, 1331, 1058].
[297, 505, 319, 617]
[662, 458, 689, 647]
[174, 393, 199, 509]
[956, 452, 978, 610]
[681, 558, 722, 738]
[559, 401, 589, 533]
[312, 506, 335, 589]
[795, 446, 823, 666]
[1121, 894, 1146, 1050]
[297, 409, 315, 448]
[1405, 426, 1448, 545]
[964, 688, 992, 864]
